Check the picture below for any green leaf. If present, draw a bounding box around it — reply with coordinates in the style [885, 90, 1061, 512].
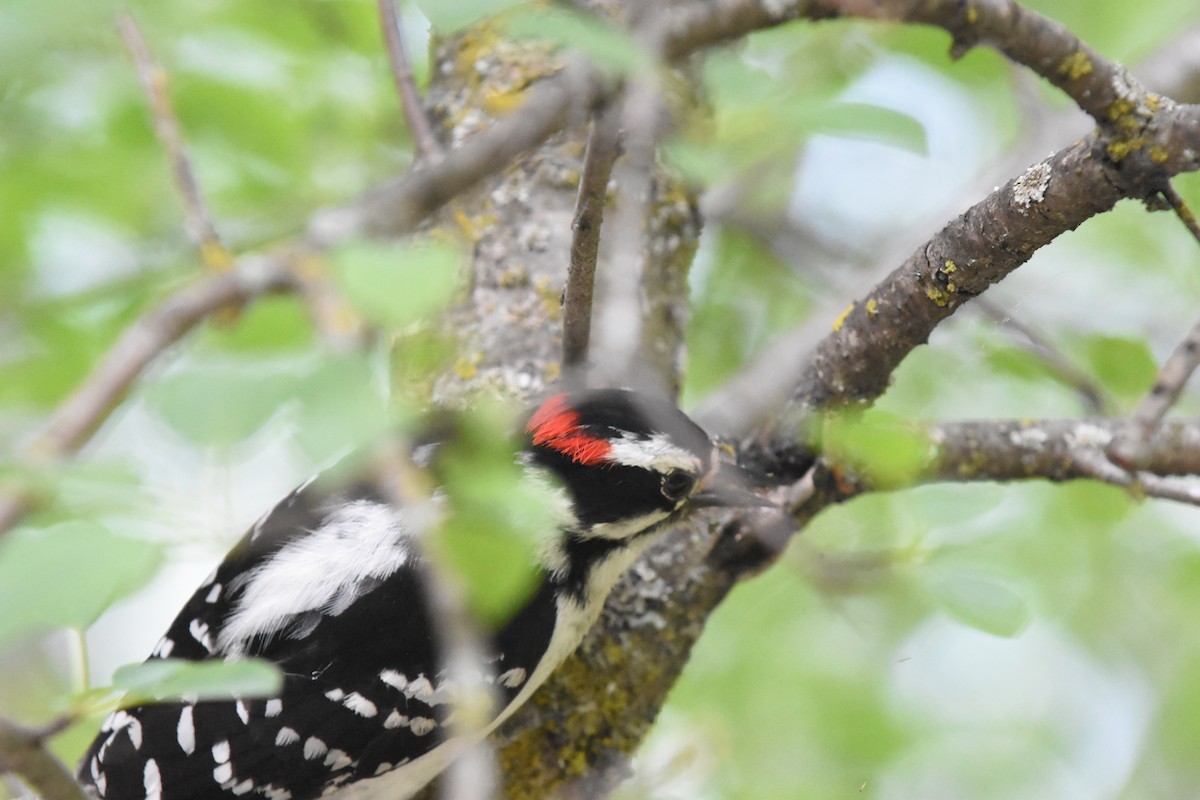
[146, 363, 299, 448]
[414, 0, 522, 33]
[503, 6, 646, 76]
[112, 658, 282, 703]
[1080, 334, 1157, 405]
[927, 567, 1031, 638]
[822, 411, 930, 488]
[0, 521, 162, 647]
[434, 402, 561, 627]
[330, 240, 462, 329]
[293, 355, 391, 461]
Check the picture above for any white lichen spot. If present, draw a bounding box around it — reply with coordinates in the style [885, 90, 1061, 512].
[1013, 162, 1051, 213]
[762, 0, 797, 17]
[1068, 423, 1113, 449]
[1009, 427, 1050, 449]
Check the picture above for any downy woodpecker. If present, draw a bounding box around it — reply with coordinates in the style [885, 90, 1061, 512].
[79, 389, 762, 800]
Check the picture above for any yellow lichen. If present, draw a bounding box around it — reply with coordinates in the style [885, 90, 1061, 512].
[1057, 51, 1093, 81]
[965, 4, 978, 24]
[833, 303, 855, 332]
[1106, 136, 1146, 162]
[1107, 97, 1135, 123]
[866, 298, 879, 316]
[454, 352, 482, 379]
[1148, 144, 1169, 164]
[926, 286, 950, 308]
[483, 86, 528, 114]
[942, 260, 957, 273]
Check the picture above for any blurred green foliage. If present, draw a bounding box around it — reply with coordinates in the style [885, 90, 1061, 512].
[2, 0, 1200, 798]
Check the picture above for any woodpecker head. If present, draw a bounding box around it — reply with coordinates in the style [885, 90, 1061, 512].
[524, 389, 760, 540]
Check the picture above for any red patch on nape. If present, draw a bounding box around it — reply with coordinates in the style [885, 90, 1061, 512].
[527, 393, 612, 465]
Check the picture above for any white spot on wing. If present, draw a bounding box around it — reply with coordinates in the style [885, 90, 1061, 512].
[384, 710, 407, 729]
[498, 667, 527, 688]
[189, 619, 215, 653]
[343, 692, 377, 718]
[405, 675, 434, 703]
[275, 727, 300, 746]
[213, 763, 233, 784]
[218, 501, 412, 656]
[232, 779, 255, 796]
[151, 637, 174, 658]
[265, 699, 283, 717]
[212, 741, 231, 764]
[325, 688, 345, 702]
[262, 785, 292, 800]
[304, 737, 328, 760]
[409, 717, 436, 736]
[235, 700, 250, 725]
[323, 749, 352, 771]
[206, 583, 222, 603]
[177, 706, 195, 755]
[374, 762, 393, 776]
[143, 758, 161, 800]
[379, 669, 407, 692]
[108, 711, 143, 750]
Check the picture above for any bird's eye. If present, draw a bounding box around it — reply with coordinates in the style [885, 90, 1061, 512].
[660, 470, 695, 502]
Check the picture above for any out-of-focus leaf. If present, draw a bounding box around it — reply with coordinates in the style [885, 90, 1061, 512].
[414, 0, 521, 34]
[434, 401, 560, 627]
[0, 521, 162, 647]
[330, 240, 462, 329]
[112, 658, 282, 703]
[200, 296, 314, 352]
[1079, 335, 1156, 405]
[503, 6, 645, 75]
[293, 355, 391, 461]
[822, 411, 930, 489]
[146, 364, 299, 448]
[927, 566, 1031, 638]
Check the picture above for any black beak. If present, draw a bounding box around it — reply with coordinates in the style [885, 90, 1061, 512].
[690, 462, 775, 509]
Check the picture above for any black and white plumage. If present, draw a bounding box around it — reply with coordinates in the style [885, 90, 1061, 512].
[78, 389, 761, 800]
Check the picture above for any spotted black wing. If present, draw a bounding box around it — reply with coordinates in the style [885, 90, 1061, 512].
[77, 474, 459, 800]
[78, 438, 561, 800]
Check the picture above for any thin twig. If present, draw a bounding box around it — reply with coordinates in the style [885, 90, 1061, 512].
[1108, 314, 1200, 469]
[563, 110, 622, 373]
[1074, 449, 1200, 507]
[0, 257, 298, 536]
[975, 297, 1113, 414]
[116, 12, 231, 273]
[378, 0, 443, 164]
[0, 716, 87, 800]
[1163, 181, 1200, 245]
[369, 441, 497, 800]
[587, 21, 669, 389]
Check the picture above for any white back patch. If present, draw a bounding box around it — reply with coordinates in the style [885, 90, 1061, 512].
[218, 501, 411, 656]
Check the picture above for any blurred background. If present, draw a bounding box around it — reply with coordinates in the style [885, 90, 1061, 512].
[3, 0, 1200, 798]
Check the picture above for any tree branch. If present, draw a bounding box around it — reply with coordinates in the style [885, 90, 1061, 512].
[116, 12, 230, 274]
[0, 717, 87, 800]
[0, 256, 299, 536]
[563, 110, 621, 373]
[378, 0, 444, 164]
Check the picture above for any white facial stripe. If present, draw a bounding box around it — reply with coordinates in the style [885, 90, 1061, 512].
[604, 432, 702, 473]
